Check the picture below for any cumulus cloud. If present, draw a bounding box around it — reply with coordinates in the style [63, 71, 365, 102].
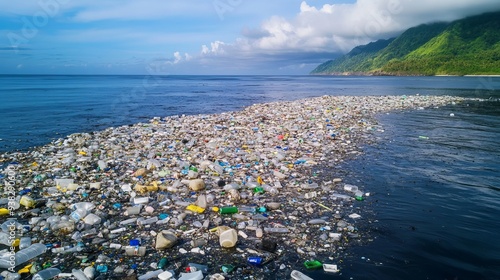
[201, 41, 226, 55]
[179, 0, 500, 73]
[166, 51, 191, 65]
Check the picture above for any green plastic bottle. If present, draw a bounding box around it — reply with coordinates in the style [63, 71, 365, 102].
[219, 206, 238, 214]
[157, 257, 168, 269]
[253, 187, 264, 193]
[304, 260, 322, 269]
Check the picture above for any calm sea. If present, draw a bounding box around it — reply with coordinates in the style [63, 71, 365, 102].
[1, 75, 499, 279]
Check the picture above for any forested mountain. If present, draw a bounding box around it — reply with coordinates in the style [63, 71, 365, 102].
[311, 11, 500, 76]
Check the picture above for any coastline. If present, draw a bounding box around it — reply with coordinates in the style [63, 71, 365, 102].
[310, 72, 500, 77]
[0, 95, 468, 279]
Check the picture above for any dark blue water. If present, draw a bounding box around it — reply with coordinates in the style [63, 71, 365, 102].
[0, 75, 498, 152]
[1, 75, 499, 279]
[308, 101, 500, 280]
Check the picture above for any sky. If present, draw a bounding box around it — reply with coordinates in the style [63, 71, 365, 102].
[0, 0, 499, 75]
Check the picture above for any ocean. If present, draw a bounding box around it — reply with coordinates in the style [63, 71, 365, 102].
[1, 75, 499, 279]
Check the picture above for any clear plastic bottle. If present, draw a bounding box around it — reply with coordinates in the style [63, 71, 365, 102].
[264, 227, 289, 233]
[19, 236, 32, 249]
[72, 268, 90, 280]
[0, 232, 13, 246]
[238, 206, 256, 213]
[32, 268, 61, 280]
[83, 213, 101, 225]
[0, 243, 46, 268]
[262, 184, 278, 195]
[70, 208, 88, 222]
[137, 217, 158, 226]
[187, 263, 208, 273]
[72, 202, 95, 211]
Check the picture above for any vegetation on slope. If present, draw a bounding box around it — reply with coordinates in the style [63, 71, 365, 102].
[311, 11, 500, 76]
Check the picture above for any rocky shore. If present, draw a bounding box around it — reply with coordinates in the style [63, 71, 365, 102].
[0, 95, 465, 280]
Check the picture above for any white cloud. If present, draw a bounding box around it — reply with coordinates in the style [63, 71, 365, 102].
[238, 0, 500, 53]
[173, 52, 182, 64]
[182, 0, 500, 73]
[201, 41, 227, 55]
[166, 51, 192, 65]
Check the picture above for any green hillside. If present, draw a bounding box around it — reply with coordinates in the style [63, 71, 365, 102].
[311, 11, 500, 76]
[311, 38, 394, 74]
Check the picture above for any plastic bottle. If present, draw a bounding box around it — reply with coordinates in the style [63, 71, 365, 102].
[187, 263, 208, 273]
[72, 268, 90, 280]
[137, 217, 158, 226]
[83, 214, 101, 225]
[0, 243, 46, 268]
[247, 256, 263, 265]
[264, 227, 289, 233]
[0, 232, 13, 246]
[238, 206, 256, 213]
[125, 206, 141, 215]
[133, 197, 149, 204]
[262, 184, 278, 195]
[19, 236, 31, 249]
[219, 206, 238, 214]
[157, 257, 168, 269]
[3, 272, 21, 280]
[304, 260, 322, 270]
[70, 208, 88, 221]
[246, 181, 259, 188]
[60, 245, 83, 254]
[83, 266, 96, 279]
[72, 202, 95, 211]
[119, 218, 138, 225]
[124, 246, 146, 256]
[80, 228, 96, 237]
[32, 268, 61, 280]
[1, 219, 22, 232]
[138, 269, 164, 280]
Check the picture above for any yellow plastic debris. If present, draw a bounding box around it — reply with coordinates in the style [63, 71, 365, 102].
[186, 204, 205, 214]
[18, 264, 32, 274]
[19, 196, 35, 208]
[257, 176, 263, 185]
[134, 181, 159, 193]
[0, 208, 10, 216]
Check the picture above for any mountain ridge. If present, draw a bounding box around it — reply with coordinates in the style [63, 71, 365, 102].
[311, 11, 500, 76]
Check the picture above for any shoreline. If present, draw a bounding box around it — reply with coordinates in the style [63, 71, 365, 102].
[310, 73, 500, 77]
[0, 95, 468, 279]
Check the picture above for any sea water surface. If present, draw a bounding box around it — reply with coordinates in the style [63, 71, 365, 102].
[1, 75, 499, 279]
